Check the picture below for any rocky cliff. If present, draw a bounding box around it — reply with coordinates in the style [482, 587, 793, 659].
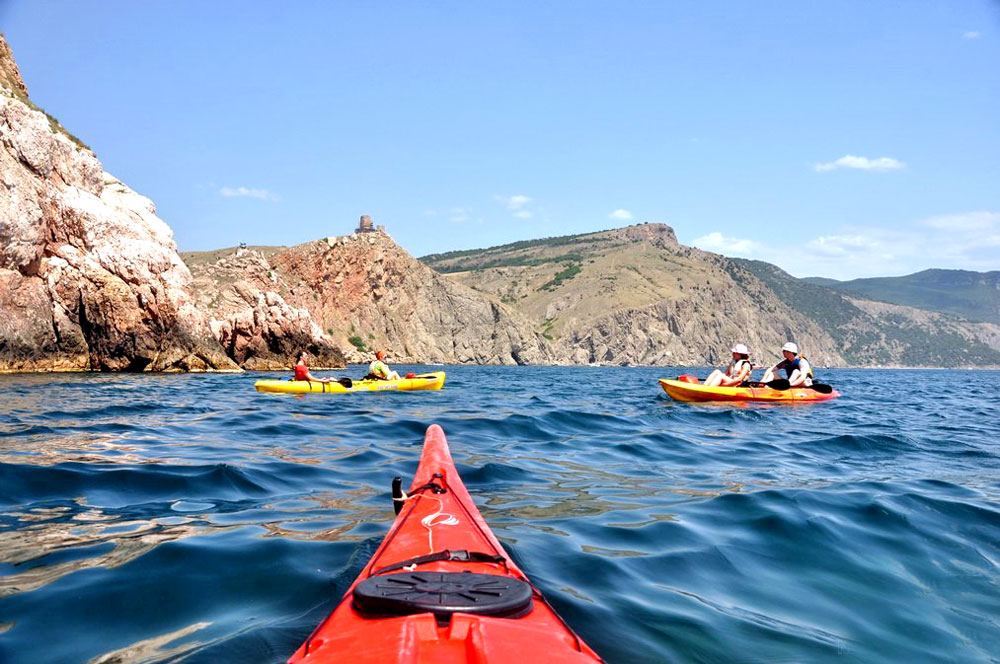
[184, 248, 344, 370]
[0, 34, 237, 372]
[184, 230, 556, 366]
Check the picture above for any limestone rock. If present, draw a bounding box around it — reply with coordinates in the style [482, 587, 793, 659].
[0, 35, 237, 372]
[187, 249, 344, 370]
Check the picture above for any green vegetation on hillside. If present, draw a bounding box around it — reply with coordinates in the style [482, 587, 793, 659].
[812, 269, 1000, 325]
[420, 231, 605, 265]
[729, 259, 859, 329]
[431, 252, 587, 274]
[540, 263, 582, 291]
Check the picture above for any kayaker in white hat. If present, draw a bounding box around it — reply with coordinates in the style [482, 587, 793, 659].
[762, 342, 813, 387]
[704, 343, 754, 387]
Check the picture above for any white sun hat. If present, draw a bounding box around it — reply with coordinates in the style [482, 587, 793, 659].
[731, 343, 749, 355]
[782, 342, 799, 354]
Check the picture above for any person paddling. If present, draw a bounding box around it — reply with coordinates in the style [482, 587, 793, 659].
[704, 343, 754, 387]
[293, 351, 332, 383]
[368, 350, 401, 381]
[762, 342, 813, 387]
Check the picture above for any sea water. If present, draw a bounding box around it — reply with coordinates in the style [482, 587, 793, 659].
[0, 366, 998, 663]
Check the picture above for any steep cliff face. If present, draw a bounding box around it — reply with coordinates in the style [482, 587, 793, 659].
[426, 224, 844, 366]
[0, 35, 237, 372]
[187, 249, 344, 369]
[185, 231, 557, 365]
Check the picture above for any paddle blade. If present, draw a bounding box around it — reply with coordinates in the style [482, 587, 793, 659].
[766, 379, 791, 390]
[338, 377, 353, 388]
[810, 383, 833, 394]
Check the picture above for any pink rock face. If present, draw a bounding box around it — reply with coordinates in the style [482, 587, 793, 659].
[0, 37, 238, 372]
[186, 232, 556, 366]
[194, 251, 345, 370]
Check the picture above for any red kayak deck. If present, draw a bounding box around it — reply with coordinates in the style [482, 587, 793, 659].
[289, 424, 603, 664]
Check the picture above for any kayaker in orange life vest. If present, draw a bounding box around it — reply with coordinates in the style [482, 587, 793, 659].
[763, 342, 813, 387]
[704, 343, 754, 387]
[292, 351, 332, 383]
[368, 350, 401, 380]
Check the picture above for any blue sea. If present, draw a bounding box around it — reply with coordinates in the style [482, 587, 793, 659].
[1, 366, 998, 663]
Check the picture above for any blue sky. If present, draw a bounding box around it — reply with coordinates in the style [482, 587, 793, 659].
[3, 1, 998, 279]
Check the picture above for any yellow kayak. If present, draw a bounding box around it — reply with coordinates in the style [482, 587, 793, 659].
[255, 372, 446, 394]
[659, 378, 839, 403]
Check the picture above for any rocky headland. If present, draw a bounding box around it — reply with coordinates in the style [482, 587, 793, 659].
[0, 35, 240, 372]
[0, 34, 347, 373]
[184, 226, 556, 366]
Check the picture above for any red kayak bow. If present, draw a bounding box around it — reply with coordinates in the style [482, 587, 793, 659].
[289, 424, 604, 664]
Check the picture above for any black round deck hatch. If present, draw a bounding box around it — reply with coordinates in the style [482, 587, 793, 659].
[353, 571, 533, 618]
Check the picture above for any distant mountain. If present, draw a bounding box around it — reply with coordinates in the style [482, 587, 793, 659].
[733, 261, 1000, 366]
[802, 269, 1000, 325]
[801, 277, 841, 287]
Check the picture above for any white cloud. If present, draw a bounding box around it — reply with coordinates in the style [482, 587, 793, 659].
[219, 186, 278, 201]
[450, 206, 470, 223]
[783, 211, 999, 278]
[494, 194, 532, 210]
[608, 209, 634, 221]
[685, 210, 999, 280]
[804, 234, 884, 258]
[508, 195, 531, 209]
[493, 194, 538, 220]
[813, 155, 905, 172]
[962, 31, 981, 40]
[692, 231, 762, 257]
[921, 211, 999, 232]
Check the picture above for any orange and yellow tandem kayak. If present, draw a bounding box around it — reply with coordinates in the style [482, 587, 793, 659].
[288, 424, 603, 664]
[659, 378, 840, 403]
[255, 372, 445, 394]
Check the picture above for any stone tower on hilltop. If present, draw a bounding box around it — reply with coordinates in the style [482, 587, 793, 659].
[356, 214, 385, 234]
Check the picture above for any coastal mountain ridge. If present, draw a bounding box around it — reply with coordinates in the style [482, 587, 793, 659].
[801, 269, 1000, 325]
[425, 223, 845, 366]
[421, 225, 1000, 367]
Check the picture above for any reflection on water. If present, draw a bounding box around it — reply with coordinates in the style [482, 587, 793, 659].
[1, 367, 999, 664]
[88, 622, 212, 664]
